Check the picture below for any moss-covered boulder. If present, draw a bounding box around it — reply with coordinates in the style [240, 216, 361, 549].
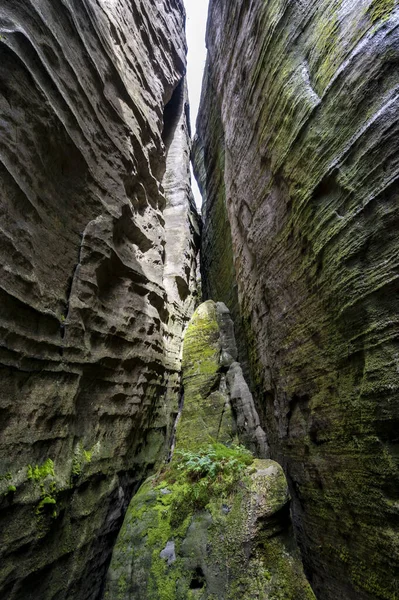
[104, 456, 315, 600]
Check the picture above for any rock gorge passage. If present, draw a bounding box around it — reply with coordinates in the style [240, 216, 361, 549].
[0, 1, 397, 600]
[105, 301, 315, 600]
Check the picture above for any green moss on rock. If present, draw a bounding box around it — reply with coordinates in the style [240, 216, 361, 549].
[194, 0, 399, 598]
[367, 0, 395, 23]
[105, 457, 315, 599]
[177, 301, 235, 451]
[27, 459, 55, 482]
[105, 302, 314, 599]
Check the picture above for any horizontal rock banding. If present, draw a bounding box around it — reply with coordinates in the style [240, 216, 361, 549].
[195, 1, 399, 599]
[0, 1, 198, 598]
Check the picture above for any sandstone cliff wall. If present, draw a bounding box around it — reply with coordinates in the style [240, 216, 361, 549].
[195, 1, 399, 598]
[105, 301, 312, 600]
[0, 1, 198, 599]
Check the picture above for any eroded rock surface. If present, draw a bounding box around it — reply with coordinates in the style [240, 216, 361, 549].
[105, 301, 313, 600]
[0, 1, 198, 599]
[177, 300, 268, 456]
[105, 459, 315, 600]
[195, 1, 399, 599]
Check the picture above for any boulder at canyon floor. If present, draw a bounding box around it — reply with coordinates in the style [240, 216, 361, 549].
[105, 302, 314, 600]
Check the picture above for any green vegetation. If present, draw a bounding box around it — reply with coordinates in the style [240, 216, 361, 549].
[2, 483, 16, 497]
[1, 441, 97, 525]
[176, 301, 226, 450]
[104, 298, 316, 599]
[71, 443, 94, 480]
[176, 443, 252, 479]
[104, 444, 252, 600]
[104, 443, 256, 599]
[164, 443, 254, 515]
[106, 454, 316, 600]
[26, 459, 58, 520]
[36, 493, 57, 518]
[27, 459, 55, 482]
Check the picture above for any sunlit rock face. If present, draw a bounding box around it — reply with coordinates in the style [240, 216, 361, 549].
[194, 1, 399, 599]
[0, 1, 199, 598]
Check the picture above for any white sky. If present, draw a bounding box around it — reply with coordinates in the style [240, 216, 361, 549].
[184, 0, 209, 208]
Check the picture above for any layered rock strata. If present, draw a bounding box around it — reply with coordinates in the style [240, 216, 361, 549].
[105, 301, 313, 600]
[195, 2, 399, 599]
[0, 1, 198, 599]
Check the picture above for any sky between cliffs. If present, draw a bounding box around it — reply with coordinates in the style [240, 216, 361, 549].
[184, 0, 209, 208]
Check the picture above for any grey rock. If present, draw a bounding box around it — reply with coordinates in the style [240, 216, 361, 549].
[216, 301, 238, 367]
[194, 0, 399, 598]
[160, 541, 176, 566]
[105, 300, 312, 599]
[0, 1, 198, 599]
[176, 300, 265, 452]
[105, 460, 315, 599]
[226, 361, 269, 458]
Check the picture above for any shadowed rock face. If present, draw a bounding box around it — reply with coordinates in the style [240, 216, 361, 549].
[0, 1, 199, 599]
[105, 301, 313, 600]
[194, 1, 399, 599]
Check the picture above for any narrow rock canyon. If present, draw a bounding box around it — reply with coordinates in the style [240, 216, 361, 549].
[0, 1, 398, 599]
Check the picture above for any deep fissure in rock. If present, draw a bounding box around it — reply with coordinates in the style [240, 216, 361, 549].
[162, 78, 185, 150]
[189, 567, 205, 590]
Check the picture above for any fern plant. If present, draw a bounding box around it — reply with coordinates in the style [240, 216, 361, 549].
[176, 443, 252, 481]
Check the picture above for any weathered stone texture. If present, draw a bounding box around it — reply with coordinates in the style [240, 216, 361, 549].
[177, 300, 268, 456]
[104, 459, 316, 600]
[105, 301, 312, 600]
[195, 1, 399, 599]
[0, 1, 198, 599]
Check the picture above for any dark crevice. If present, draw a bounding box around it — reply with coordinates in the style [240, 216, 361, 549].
[162, 78, 185, 151]
[189, 567, 205, 590]
[167, 387, 184, 463]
